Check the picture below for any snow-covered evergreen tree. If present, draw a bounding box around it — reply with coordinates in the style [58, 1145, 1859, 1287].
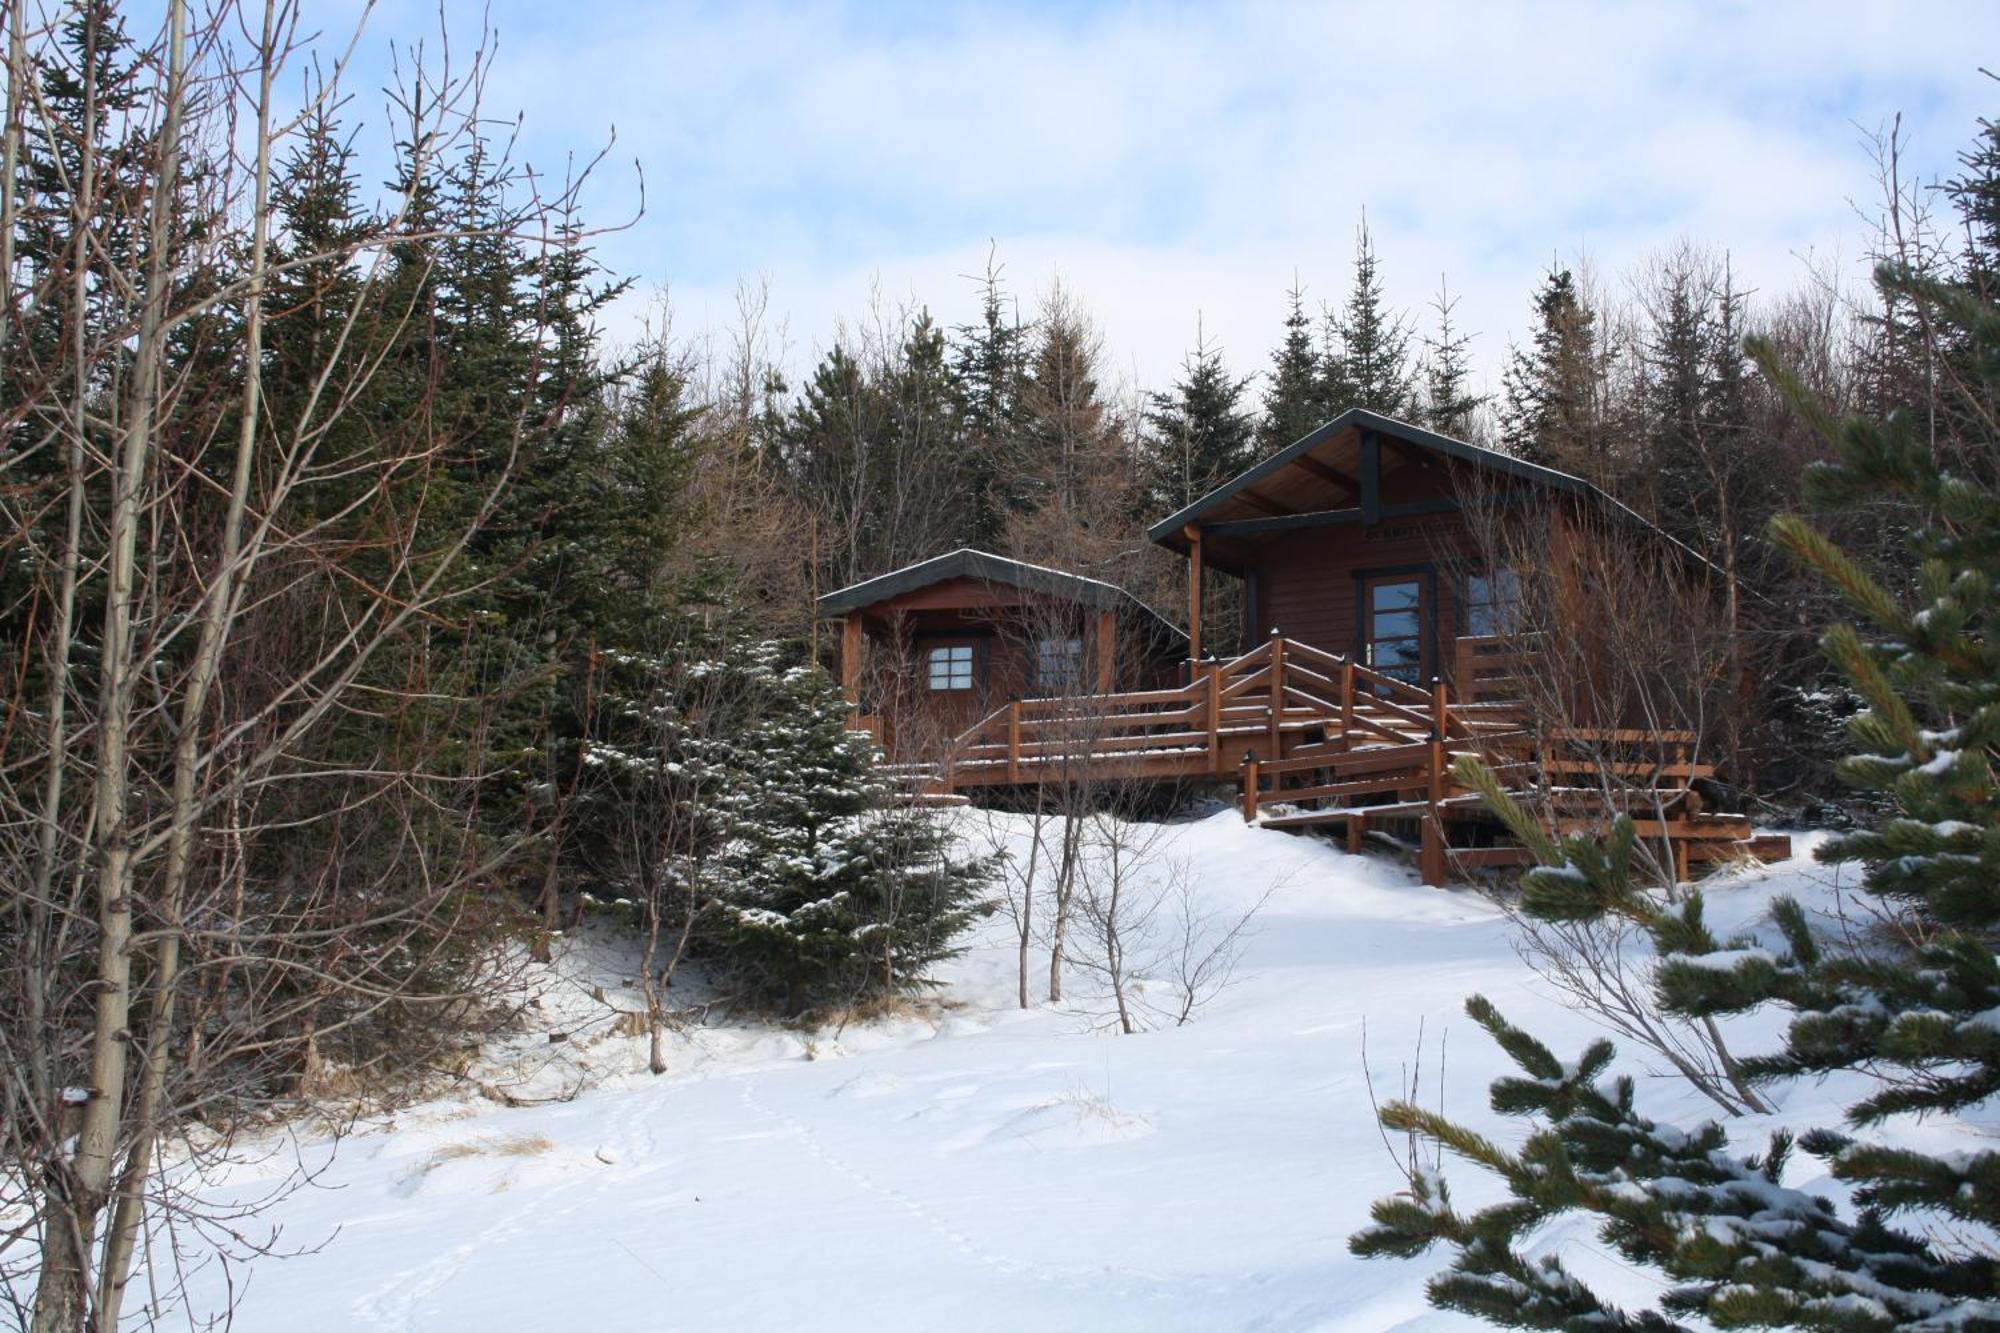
[707, 641, 994, 1013]
[1352, 270, 2000, 1331]
[570, 635, 993, 1015]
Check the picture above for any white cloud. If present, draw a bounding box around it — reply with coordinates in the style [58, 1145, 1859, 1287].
[348, 0, 1999, 399]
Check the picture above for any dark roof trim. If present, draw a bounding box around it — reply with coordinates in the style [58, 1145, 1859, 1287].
[1145, 407, 1599, 544]
[1144, 406, 1719, 575]
[816, 548, 1187, 643]
[1204, 496, 1463, 541]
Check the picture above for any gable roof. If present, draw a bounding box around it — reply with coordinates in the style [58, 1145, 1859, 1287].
[816, 548, 1187, 642]
[1145, 406, 1705, 572]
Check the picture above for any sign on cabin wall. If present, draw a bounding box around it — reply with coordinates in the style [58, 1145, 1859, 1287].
[1364, 524, 1427, 543]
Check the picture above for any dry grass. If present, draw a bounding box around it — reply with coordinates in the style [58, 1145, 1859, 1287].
[807, 990, 963, 1032]
[422, 1134, 554, 1174]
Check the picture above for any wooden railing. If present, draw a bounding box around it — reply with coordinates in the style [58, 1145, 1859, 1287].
[934, 635, 1489, 789]
[873, 634, 1786, 886]
[1453, 633, 1538, 706]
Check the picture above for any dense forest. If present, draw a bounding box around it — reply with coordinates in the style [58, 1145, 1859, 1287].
[2, 1, 1997, 1329]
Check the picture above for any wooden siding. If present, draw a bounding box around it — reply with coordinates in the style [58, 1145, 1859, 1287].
[841, 578, 1181, 761]
[1252, 509, 1481, 671]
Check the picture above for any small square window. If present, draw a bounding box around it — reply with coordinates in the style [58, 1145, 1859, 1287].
[927, 644, 974, 691]
[1034, 638, 1084, 690]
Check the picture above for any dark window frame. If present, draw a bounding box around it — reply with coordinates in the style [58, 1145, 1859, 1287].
[1351, 563, 1439, 687]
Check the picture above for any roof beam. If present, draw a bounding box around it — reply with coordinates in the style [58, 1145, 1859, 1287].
[1206, 507, 1366, 539]
[1203, 495, 1460, 540]
[1289, 453, 1360, 498]
[1235, 487, 1293, 517]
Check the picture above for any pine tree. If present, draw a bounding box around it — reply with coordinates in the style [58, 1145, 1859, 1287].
[1259, 278, 1328, 451]
[1419, 279, 1486, 439]
[1320, 218, 1415, 418]
[1145, 321, 1255, 512]
[1351, 270, 2000, 1330]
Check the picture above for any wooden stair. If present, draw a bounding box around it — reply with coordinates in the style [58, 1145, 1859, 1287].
[1244, 724, 1790, 883]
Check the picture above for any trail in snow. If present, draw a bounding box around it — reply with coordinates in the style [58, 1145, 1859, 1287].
[94, 811, 1907, 1332]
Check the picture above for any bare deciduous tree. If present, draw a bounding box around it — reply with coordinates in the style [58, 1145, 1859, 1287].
[0, 4, 624, 1325]
[1449, 480, 1771, 1116]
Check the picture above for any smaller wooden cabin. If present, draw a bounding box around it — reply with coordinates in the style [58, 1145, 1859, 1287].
[820, 549, 1186, 761]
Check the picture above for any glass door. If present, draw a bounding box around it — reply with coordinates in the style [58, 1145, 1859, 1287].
[1361, 574, 1430, 686]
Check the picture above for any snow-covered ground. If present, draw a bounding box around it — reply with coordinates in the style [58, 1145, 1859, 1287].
[129, 811, 1930, 1331]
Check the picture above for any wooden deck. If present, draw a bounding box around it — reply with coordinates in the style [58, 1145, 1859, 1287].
[871, 635, 1788, 886]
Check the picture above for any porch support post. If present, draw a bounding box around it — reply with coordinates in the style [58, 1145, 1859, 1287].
[1267, 634, 1285, 759]
[840, 611, 863, 705]
[1184, 523, 1204, 670]
[1094, 607, 1116, 692]
[1420, 814, 1447, 887]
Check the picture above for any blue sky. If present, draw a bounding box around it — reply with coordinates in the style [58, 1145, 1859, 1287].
[321, 0, 1998, 396]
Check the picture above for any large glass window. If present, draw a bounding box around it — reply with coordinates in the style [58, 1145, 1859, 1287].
[1464, 566, 1522, 638]
[1034, 637, 1084, 690]
[927, 644, 974, 691]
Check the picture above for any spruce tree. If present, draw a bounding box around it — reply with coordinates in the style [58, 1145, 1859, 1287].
[704, 640, 995, 1013]
[1500, 264, 1605, 472]
[951, 254, 1030, 543]
[1941, 114, 2000, 445]
[263, 107, 370, 427]
[879, 307, 975, 564]
[1010, 287, 1130, 561]
[779, 341, 878, 589]
[1350, 270, 2000, 1331]
[12, 1, 148, 356]
[1420, 280, 1486, 439]
[1320, 218, 1415, 418]
[1944, 112, 2000, 301]
[2, 3, 149, 640]
[1259, 278, 1328, 451]
[1145, 322, 1255, 512]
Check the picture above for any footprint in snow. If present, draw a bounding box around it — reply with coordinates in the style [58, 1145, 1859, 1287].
[828, 1071, 908, 1099]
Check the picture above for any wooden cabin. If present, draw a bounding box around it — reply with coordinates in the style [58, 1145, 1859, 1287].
[828, 417, 1784, 884]
[1148, 406, 1691, 701]
[820, 549, 1186, 761]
